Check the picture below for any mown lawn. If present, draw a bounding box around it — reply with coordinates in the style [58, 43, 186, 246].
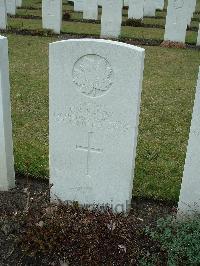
[6, 33, 200, 202]
[6, 17, 199, 44]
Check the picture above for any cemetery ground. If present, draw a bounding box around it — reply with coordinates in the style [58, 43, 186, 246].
[1, 0, 200, 265]
[1, 35, 199, 266]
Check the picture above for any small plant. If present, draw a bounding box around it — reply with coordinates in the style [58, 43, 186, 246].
[160, 41, 186, 49]
[145, 215, 200, 265]
[63, 12, 71, 21]
[125, 19, 143, 27]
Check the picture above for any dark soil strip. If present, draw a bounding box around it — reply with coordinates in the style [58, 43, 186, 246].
[0, 175, 174, 265]
[1, 27, 199, 49]
[144, 15, 165, 19]
[9, 14, 41, 20]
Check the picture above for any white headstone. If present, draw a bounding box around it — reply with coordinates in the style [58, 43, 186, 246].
[124, 0, 129, 6]
[128, 0, 144, 20]
[42, 0, 62, 34]
[178, 67, 200, 216]
[0, 36, 15, 191]
[6, 0, 16, 15]
[197, 24, 200, 46]
[187, 0, 196, 26]
[164, 0, 188, 43]
[16, 0, 22, 7]
[83, 0, 98, 20]
[101, 0, 123, 38]
[98, 0, 102, 6]
[74, 0, 84, 11]
[49, 39, 145, 212]
[143, 0, 156, 17]
[155, 0, 164, 10]
[0, 0, 7, 29]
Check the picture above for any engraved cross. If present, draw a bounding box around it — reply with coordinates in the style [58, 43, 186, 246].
[76, 132, 103, 176]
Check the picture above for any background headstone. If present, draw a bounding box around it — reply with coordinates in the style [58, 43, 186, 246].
[197, 24, 200, 46]
[143, 0, 156, 17]
[16, 0, 22, 7]
[164, 0, 188, 43]
[128, 0, 144, 20]
[124, 0, 129, 6]
[49, 39, 145, 212]
[74, 0, 84, 11]
[83, 0, 98, 20]
[187, 0, 196, 26]
[101, 0, 123, 38]
[6, 0, 16, 15]
[42, 0, 62, 34]
[0, 0, 7, 29]
[0, 35, 15, 191]
[98, 0, 102, 6]
[155, 0, 164, 10]
[178, 67, 200, 217]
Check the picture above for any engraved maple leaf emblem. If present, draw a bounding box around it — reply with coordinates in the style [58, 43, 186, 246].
[73, 55, 113, 97]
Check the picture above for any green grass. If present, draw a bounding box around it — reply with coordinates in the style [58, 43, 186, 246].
[144, 216, 200, 265]
[2, 0, 200, 202]
[6, 17, 199, 44]
[5, 33, 200, 202]
[134, 46, 200, 200]
[9, 35, 54, 177]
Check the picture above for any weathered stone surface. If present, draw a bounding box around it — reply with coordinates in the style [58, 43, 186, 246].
[0, 35, 15, 191]
[178, 67, 200, 216]
[49, 39, 145, 212]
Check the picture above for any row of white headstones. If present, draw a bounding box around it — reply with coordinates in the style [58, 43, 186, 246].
[0, 34, 200, 217]
[72, 0, 200, 45]
[1, 0, 200, 45]
[43, 0, 200, 44]
[0, 0, 22, 23]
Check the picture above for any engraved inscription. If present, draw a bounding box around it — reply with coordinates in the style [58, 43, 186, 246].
[70, 186, 92, 192]
[73, 54, 113, 98]
[54, 102, 130, 133]
[76, 132, 103, 176]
